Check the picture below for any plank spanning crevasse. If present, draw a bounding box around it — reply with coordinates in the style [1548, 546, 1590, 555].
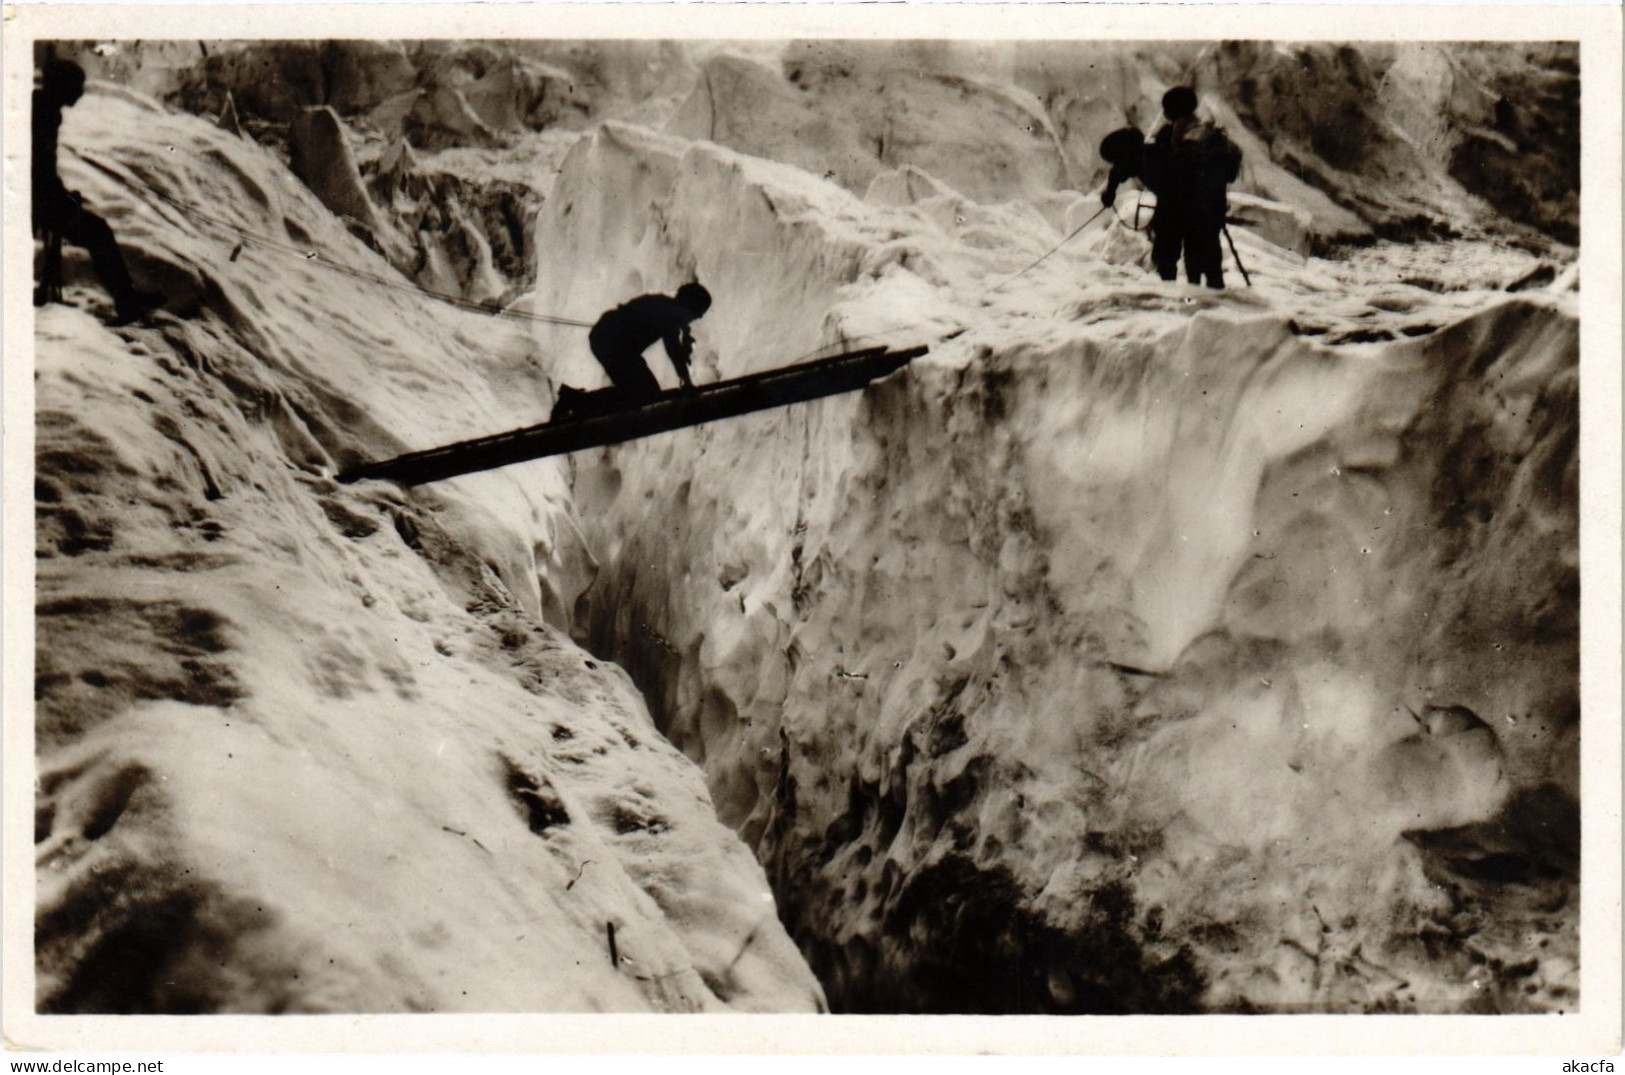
[338, 344, 929, 486]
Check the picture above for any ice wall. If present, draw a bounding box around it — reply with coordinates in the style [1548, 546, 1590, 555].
[537, 123, 1578, 1012]
[65, 38, 1580, 256]
[33, 90, 823, 1013]
[668, 47, 1070, 203]
[660, 40, 1579, 251]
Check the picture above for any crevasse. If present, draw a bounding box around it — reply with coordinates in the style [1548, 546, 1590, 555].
[538, 123, 1578, 1013]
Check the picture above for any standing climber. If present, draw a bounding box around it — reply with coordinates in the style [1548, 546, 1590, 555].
[33, 60, 164, 323]
[1099, 87, 1242, 289]
[1149, 86, 1242, 289]
[554, 283, 712, 419]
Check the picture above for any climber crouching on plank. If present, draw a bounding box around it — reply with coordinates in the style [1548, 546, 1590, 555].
[553, 282, 713, 421]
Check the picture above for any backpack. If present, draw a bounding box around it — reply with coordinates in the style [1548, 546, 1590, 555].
[1169, 119, 1244, 205]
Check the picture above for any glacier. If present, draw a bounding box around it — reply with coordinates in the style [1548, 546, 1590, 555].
[24, 38, 1582, 1016]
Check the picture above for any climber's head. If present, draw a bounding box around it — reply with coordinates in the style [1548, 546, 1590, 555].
[676, 282, 712, 317]
[42, 60, 86, 107]
[1099, 127, 1145, 168]
[1161, 86, 1199, 121]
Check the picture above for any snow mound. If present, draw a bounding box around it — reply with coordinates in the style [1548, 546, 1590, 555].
[34, 89, 823, 1013]
[536, 121, 1578, 1013]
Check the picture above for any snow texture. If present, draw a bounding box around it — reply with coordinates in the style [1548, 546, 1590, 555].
[533, 98, 1576, 1013]
[33, 39, 1578, 1015]
[34, 89, 823, 1014]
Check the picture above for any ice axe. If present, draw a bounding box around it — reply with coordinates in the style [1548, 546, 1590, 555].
[1222, 223, 1252, 287]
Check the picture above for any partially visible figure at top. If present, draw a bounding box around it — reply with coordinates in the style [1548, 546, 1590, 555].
[1099, 86, 1242, 290]
[554, 283, 712, 420]
[33, 60, 164, 324]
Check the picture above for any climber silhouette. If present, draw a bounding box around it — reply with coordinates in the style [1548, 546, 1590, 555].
[554, 283, 712, 420]
[1099, 126, 1152, 213]
[33, 60, 164, 323]
[1100, 86, 1242, 289]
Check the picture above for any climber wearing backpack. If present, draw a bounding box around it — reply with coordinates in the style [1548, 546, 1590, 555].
[1149, 86, 1243, 289]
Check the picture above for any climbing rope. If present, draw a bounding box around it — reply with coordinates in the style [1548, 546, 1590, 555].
[75, 148, 594, 329]
[158, 187, 595, 327]
[987, 201, 1112, 294]
[100, 164, 957, 365]
[777, 199, 1125, 364]
[72, 146, 1141, 360]
[133, 171, 958, 373]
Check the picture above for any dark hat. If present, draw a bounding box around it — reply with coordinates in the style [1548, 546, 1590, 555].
[42, 60, 87, 101]
[1161, 86, 1199, 120]
[1099, 126, 1144, 165]
[676, 282, 712, 315]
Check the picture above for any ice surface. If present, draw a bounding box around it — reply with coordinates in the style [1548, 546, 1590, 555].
[536, 119, 1577, 1012]
[33, 91, 823, 1013]
[32, 39, 1579, 1016]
